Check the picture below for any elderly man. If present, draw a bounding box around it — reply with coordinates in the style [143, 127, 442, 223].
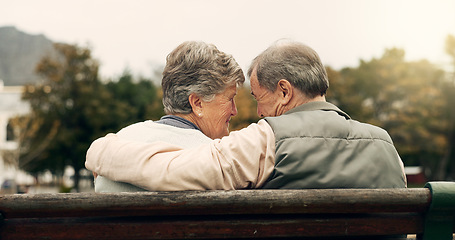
[85, 40, 406, 190]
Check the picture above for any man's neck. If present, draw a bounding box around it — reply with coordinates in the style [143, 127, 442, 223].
[302, 95, 326, 104]
[284, 94, 326, 114]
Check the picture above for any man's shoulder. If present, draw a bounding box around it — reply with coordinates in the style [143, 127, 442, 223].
[265, 105, 393, 144]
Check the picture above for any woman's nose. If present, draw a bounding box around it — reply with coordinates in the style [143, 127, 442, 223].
[232, 101, 238, 116]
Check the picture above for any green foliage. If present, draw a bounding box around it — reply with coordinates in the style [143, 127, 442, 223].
[105, 70, 164, 125]
[17, 43, 163, 191]
[436, 34, 455, 180]
[230, 86, 260, 131]
[327, 47, 450, 180]
[20, 43, 104, 179]
[59, 184, 73, 193]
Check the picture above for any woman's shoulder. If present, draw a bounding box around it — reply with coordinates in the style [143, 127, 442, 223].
[117, 120, 211, 148]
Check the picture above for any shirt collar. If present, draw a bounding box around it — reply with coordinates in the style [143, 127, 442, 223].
[156, 115, 201, 130]
[284, 101, 351, 120]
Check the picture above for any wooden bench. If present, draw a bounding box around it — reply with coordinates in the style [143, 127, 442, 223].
[1, 182, 454, 240]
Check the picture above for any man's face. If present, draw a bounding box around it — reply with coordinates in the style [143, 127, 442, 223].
[250, 70, 282, 118]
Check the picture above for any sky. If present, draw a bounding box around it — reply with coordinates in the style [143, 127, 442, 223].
[2, 0, 455, 80]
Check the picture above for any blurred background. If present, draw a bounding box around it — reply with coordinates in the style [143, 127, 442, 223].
[0, 0, 454, 193]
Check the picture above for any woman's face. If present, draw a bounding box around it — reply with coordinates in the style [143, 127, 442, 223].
[198, 84, 238, 139]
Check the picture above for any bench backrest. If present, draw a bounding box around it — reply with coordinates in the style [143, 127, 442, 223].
[1, 182, 454, 239]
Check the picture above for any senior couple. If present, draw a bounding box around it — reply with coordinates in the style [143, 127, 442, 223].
[86, 40, 406, 192]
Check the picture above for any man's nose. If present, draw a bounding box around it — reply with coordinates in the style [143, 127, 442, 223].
[257, 108, 263, 118]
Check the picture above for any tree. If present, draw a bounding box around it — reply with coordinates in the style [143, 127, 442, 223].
[436, 34, 455, 179]
[327, 48, 447, 180]
[105, 69, 164, 125]
[18, 44, 165, 191]
[20, 43, 123, 191]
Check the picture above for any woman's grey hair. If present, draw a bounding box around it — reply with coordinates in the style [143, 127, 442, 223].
[247, 39, 329, 98]
[162, 41, 245, 114]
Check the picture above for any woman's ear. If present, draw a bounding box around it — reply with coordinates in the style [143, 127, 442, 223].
[188, 93, 203, 117]
[277, 79, 293, 105]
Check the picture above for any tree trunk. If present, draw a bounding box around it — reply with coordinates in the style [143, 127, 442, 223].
[73, 166, 80, 192]
[435, 127, 454, 180]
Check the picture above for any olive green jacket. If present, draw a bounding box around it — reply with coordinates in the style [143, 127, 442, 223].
[263, 101, 406, 189]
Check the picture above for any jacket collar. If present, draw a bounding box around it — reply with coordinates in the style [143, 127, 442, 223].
[284, 101, 351, 120]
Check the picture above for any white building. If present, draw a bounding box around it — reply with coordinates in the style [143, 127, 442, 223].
[0, 80, 34, 193]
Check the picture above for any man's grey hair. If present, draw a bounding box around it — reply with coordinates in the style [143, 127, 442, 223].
[162, 41, 245, 114]
[247, 39, 329, 98]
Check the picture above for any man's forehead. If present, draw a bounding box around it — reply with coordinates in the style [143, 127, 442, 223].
[249, 75, 259, 94]
[250, 77, 267, 101]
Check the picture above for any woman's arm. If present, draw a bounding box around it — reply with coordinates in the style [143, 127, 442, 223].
[85, 120, 276, 190]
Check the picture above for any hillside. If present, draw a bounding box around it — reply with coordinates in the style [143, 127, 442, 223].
[0, 26, 56, 86]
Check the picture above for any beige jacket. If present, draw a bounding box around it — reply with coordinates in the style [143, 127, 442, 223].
[85, 119, 276, 190]
[94, 120, 212, 192]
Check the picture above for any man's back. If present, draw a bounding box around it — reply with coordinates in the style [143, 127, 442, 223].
[263, 101, 406, 189]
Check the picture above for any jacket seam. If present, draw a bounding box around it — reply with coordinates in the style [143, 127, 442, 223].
[276, 136, 393, 145]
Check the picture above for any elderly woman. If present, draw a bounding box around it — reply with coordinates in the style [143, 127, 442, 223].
[95, 41, 245, 192]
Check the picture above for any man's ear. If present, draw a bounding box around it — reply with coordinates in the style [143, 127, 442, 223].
[277, 79, 293, 105]
[188, 93, 203, 117]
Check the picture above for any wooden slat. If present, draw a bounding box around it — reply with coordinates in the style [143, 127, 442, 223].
[0, 189, 431, 219]
[1, 213, 424, 239]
